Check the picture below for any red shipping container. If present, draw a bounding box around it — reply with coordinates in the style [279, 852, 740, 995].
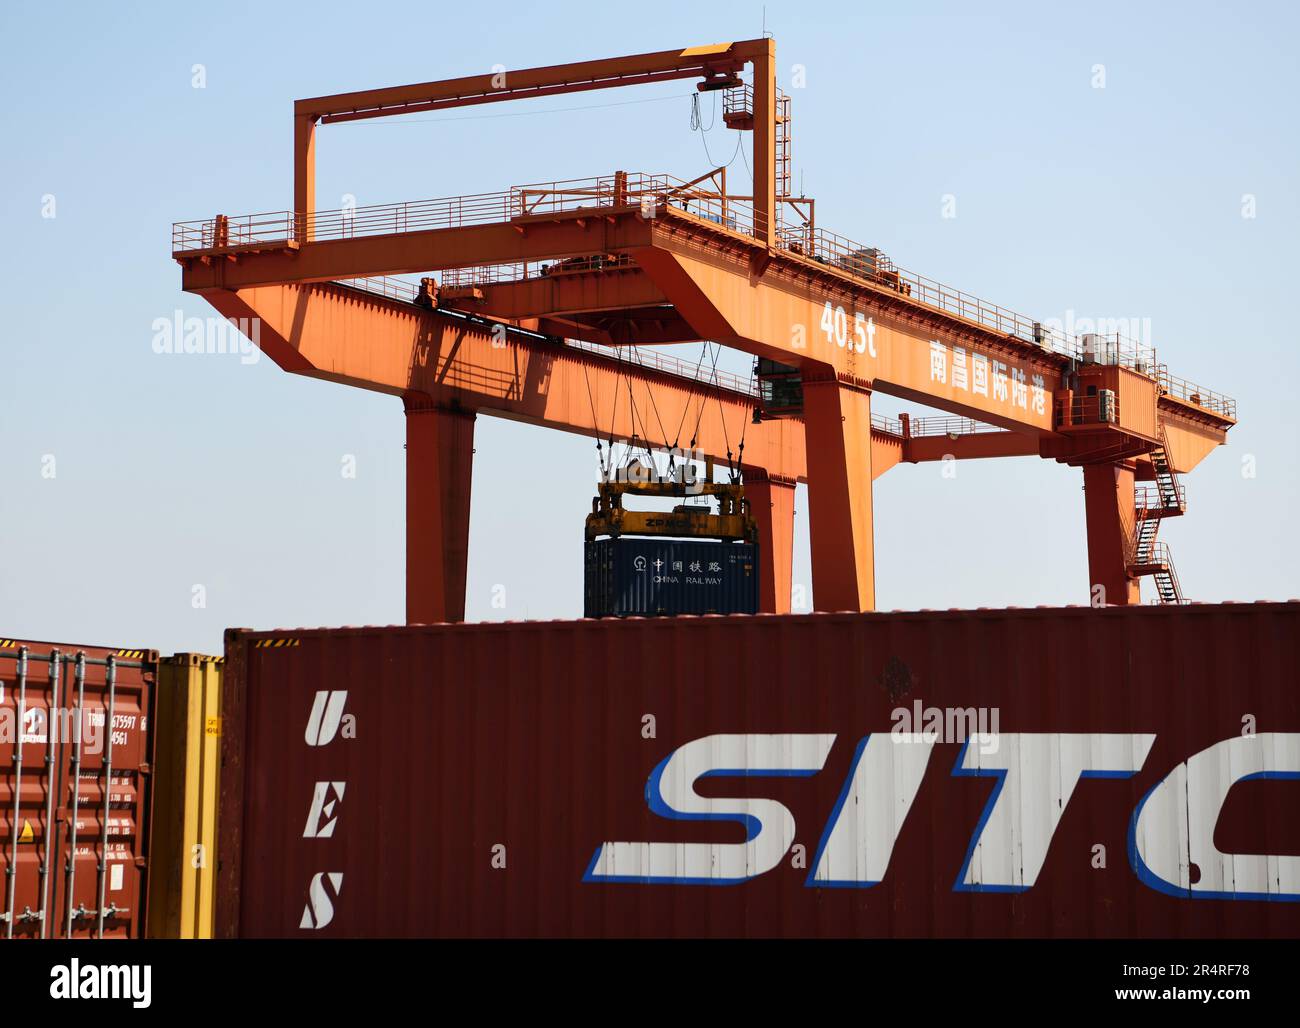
[0, 639, 156, 938]
[217, 604, 1300, 938]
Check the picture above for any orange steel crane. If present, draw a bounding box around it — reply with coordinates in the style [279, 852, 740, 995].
[172, 38, 1236, 622]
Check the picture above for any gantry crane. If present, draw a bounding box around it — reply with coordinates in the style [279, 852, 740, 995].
[172, 38, 1236, 622]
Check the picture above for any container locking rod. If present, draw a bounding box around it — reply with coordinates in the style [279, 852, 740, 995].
[37, 649, 59, 939]
[4, 646, 28, 938]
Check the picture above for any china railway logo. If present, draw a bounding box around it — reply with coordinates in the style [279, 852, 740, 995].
[584, 731, 1300, 901]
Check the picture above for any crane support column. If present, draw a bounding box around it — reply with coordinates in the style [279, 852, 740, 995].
[1083, 461, 1141, 606]
[803, 377, 875, 612]
[746, 470, 796, 614]
[293, 114, 316, 242]
[752, 37, 777, 248]
[405, 398, 475, 623]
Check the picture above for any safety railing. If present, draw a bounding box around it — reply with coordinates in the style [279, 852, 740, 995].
[335, 276, 424, 304]
[174, 168, 1233, 421]
[172, 173, 681, 253]
[1155, 365, 1236, 419]
[1055, 392, 1120, 427]
[723, 82, 754, 122]
[440, 254, 637, 289]
[172, 210, 299, 252]
[1135, 483, 1187, 513]
[564, 340, 755, 397]
[907, 416, 1004, 438]
[439, 264, 523, 288]
[1138, 540, 1172, 570]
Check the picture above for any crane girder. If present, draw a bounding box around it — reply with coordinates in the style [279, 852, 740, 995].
[178, 209, 1230, 471]
[198, 281, 1045, 485]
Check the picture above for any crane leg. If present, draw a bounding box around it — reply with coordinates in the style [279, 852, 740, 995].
[405, 399, 475, 623]
[1083, 461, 1140, 606]
[803, 378, 875, 612]
[746, 471, 796, 613]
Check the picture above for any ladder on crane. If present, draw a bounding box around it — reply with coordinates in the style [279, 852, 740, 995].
[723, 84, 792, 197]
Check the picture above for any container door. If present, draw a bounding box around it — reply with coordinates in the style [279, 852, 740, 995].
[1, 646, 152, 938]
[0, 649, 63, 937]
[52, 655, 151, 939]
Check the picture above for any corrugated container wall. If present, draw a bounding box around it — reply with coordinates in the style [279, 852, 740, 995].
[0, 638, 156, 939]
[147, 654, 222, 939]
[217, 604, 1300, 938]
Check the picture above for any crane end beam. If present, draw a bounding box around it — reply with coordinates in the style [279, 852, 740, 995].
[296, 40, 768, 125]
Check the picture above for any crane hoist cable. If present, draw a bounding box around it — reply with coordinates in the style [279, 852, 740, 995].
[731, 357, 760, 483]
[624, 373, 659, 468]
[709, 344, 737, 477]
[689, 92, 717, 132]
[688, 341, 719, 449]
[579, 352, 610, 478]
[628, 343, 674, 467]
[672, 342, 714, 450]
[689, 342, 734, 475]
[618, 358, 655, 473]
[697, 341, 757, 482]
[646, 338, 721, 484]
[602, 343, 629, 473]
[595, 343, 673, 480]
[691, 91, 742, 171]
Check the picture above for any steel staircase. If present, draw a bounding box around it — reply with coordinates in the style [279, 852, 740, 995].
[1133, 515, 1161, 562]
[1127, 424, 1188, 603]
[1145, 543, 1184, 603]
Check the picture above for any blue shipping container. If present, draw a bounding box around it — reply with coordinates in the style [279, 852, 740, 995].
[584, 538, 759, 617]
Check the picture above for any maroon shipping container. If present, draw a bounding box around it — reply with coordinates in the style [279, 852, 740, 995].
[0, 638, 156, 938]
[217, 604, 1300, 938]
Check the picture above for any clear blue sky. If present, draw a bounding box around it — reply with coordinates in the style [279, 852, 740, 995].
[1, 0, 1295, 653]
